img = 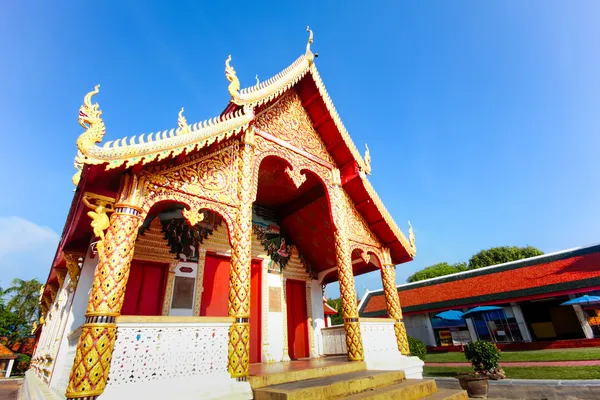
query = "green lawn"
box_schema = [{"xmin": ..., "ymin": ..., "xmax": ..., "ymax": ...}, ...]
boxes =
[
  {"xmin": 425, "ymin": 347, "xmax": 600, "ymax": 363},
  {"xmin": 423, "ymin": 366, "xmax": 600, "ymax": 380}
]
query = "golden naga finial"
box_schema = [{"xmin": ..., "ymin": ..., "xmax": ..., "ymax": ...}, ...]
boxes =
[
  {"xmin": 408, "ymin": 221, "xmax": 416, "ymax": 252},
  {"xmin": 305, "ymin": 26, "xmax": 315, "ymax": 64},
  {"xmin": 255, "ymin": 74, "xmax": 260, "ymax": 86},
  {"xmin": 178, "ymin": 107, "xmax": 191, "ymax": 135},
  {"xmin": 225, "ymin": 55, "xmax": 240, "ymax": 98},
  {"xmin": 364, "ymin": 143, "xmax": 372, "ymax": 174},
  {"xmin": 73, "ymin": 84, "xmax": 106, "ymax": 186}
]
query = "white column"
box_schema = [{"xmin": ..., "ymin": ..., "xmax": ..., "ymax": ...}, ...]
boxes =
[
  {"xmin": 463, "ymin": 308, "xmax": 478, "ymax": 342},
  {"xmin": 569, "ymin": 295, "xmax": 594, "ymax": 339},
  {"xmin": 424, "ymin": 313, "xmax": 438, "ymax": 347},
  {"xmin": 510, "ymin": 302, "xmax": 532, "ymax": 342},
  {"xmin": 5, "ymin": 359, "xmax": 14, "ymax": 378}
]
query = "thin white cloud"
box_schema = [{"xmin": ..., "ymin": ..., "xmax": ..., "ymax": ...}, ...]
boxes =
[{"xmin": 0, "ymin": 217, "xmax": 59, "ymax": 288}]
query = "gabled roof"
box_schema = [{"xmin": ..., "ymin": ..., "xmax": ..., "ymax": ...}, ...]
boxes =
[
  {"xmin": 359, "ymin": 243, "xmax": 600, "ymax": 317},
  {"xmin": 68, "ymin": 28, "xmax": 415, "ymax": 265}
]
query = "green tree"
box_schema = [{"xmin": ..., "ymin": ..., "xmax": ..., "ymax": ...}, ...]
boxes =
[
  {"xmin": 0, "ymin": 299, "xmax": 27, "ymax": 347},
  {"xmin": 407, "ymin": 262, "xmax": 468, "ymax": 283},
  {"xmin": 468, "ymin": 246, "xmax": 543, "ymax": 269},
  {"xmin": 2, "ymin": 278, "xmax": 42, "ymax": 324},
  {"xmin": 326, "ymin": 298, "xmax": 344, "ymax": 326}
]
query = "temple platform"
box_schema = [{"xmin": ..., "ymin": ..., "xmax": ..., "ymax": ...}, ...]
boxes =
[{"xmin": 249, "ymin": 357, "xmax": 467, "ymax": 400}]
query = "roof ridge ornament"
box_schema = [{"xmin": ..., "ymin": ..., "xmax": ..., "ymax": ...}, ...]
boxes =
[
  {"xmin": 408, "ymin": 221, "xmax": 416, "ymax": 253},
  {"xmin": 364, "ymin": 143, "xmax": 372, "ymax": 175},
  {"xmin": 305, "ymin": 26, "xmax": 316, "ymax": 64},
  {"xmin": 225, "ymin": 55, "xmax": 240, "ymax": 98},
  {"xmin": 178, "ymin": 107, "xmax": 191, "ymax": 135},
  {"xmin": 73, "ymin": 84, "xmax": 105, "ymax": 186}
]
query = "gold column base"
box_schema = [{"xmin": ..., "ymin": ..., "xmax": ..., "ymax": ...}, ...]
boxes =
[
  {"xmin": 228, "ymin": 321, "xmax": 250, "ymax": 377},
  {"xmin": 343, "ymin": 319, "xmax": 364, "ymax": 361},
  {"xmin": 65, "ymin": 323, "xmax": 116, "ymax": 398},
  {"xmin": 394, "ymin": 321, "xmax": 410, "ymax": 355}
]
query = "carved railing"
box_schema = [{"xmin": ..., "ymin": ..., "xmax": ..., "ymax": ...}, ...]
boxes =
[
  {"xmin": 321, "ymin": 318, "xmax": 398, "ymax": 359},
  {"xmin": 103, "ymin": 316, "xmax": 251, "ymax": 399},
  {"xmin": 321, "ymin": 325, "xmax": 347, "ymax": 355}
]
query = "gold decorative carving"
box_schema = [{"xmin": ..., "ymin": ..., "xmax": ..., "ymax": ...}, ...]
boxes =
[
  {"xmin": 66, "ymin": 210, "xmax": 142, "ymax": 398},
  {"xmin": 339, "ymin": 190, "xmax": 380, "ymax": 249},
  {"xmin": 71, "ymin": 84, "xmax": 253, "ymax": 172},
  {"xmin": 252, "ymin": 135, "xmax": 331, "ymax": 201},
  {"xmin": 330, "ymin": 182, "xmax": 364, "ymax": 361},
  {"xmin": 408, "ymin": 221, "xmax": 416, "ymax": 253},
  {"xmin": 161, "ymin": 262, "xmax": 178, "ymax": 316},
  {"xmin": 82, "ymin": 192, "xmax": 116, "ymax": 241},
  {"xmin": 285, "ymin": 166, "xmax": 307, "ymax": 188},
  {"xmin": 178, "ymin": 107, "xmax": 191, "ymax": 135},
  {"xmin": 47, "ymin": 283, "xmax": 58, "ymax": 305},
  {"xmin": 182, "ymin": 208, "xmax": 205, "ymax": 227},
  {"xmin": 225, "ymin": 55, "xmax": 240, "ymax": 98},
  {"xmin": 142, "ymin": 141, "xmax": 240, "ymax": 208},
  {"xmin": 193, "ymin": 249, "xmax": 207, "ymax": 315},
  {"xmin": 380, "ymin": 249, "xmax": 409, "ymax": 355},
  {"xmin": 64, "ymin": 253, "xmax": 82, "ymax": 291},
  {"xmin": 133, "ymin": 218, "xmax": 175, "ymax": 263},
  {"xmin": 227, "ymin": 138, "xmax": 254, "ymax": 378},
  {"xmin": 73, "ymin": 85, "xmax": 105, "ymax": 185},
  {"xmin": 254, "ymin": 90, "xmax": 335, "ymax": 164},
  {"xmin": 55, "ymin": 269, "xmax": 67, "ymax": 289}
]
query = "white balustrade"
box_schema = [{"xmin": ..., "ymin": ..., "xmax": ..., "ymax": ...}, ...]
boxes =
[
  {"xmin": 103, "ymin": 316, "xmax": 252, "ymax": 400},
  {"xmin": 321, "ymin": 325, "xmax": 346, "ymax": 355}
]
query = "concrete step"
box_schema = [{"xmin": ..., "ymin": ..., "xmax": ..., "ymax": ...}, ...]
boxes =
[
  {"xmin": 253, "ymin": 369, "xmax": 406, "ymax": 400},
  {"xmin": 342, "ymin": 379, "xmax": 438, "ymax": 400},
  {"xmin": 248, "ymin": 360, "xmax": 367, "ymax": 389},
  {"xmin": 421, "ymin": 388, "xmax": 469, "ymax": 400}
]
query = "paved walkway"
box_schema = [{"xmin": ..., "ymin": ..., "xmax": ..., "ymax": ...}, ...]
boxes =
[{"xmin": 426, "ymin": 360, "xmax": 600, "ymax": 367}]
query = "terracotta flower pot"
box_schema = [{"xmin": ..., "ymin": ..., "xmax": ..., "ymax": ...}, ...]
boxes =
[{"xmin": 457, "ymin": 375, "xmax": 489, "ymax": 398}]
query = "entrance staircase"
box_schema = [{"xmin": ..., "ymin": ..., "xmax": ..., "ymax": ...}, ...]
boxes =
[{"xmin": 248, "ymin": 361, "xmax": 467, "ymax": 400}]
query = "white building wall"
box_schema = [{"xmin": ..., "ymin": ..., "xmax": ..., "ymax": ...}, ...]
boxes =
[
  {"xmin": 404, "ymin": 314, "xmax": 436, "ymax": 347},
  {"xmin": 49, "ymin": 245, "xmax": 98, "ymax": 396}
]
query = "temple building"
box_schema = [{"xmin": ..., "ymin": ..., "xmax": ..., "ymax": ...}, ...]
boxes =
[
  {"xmin": 359, "ymin": 243, "xmax": 600, "ymax": 350},
  {"xmin": 23, "ymin": 30, "xmax": 467, "ymax": 400}
]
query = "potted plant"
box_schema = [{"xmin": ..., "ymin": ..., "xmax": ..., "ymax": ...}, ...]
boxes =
[{"xmin": 456, "ymin": 341, "xmax": 505, "ymax": 398}]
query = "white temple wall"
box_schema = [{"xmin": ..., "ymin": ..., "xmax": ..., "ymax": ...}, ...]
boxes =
[
  {"xmin": 310, "ymin": 280, "xmax": 325, "ymax": 356},
  {"xmin": 266, "ymin": 271, "xmax": 284, "ymax": 362},
  {"xmin": 49, "ymin": 245, "xmax": 98, "ymax": 396}
]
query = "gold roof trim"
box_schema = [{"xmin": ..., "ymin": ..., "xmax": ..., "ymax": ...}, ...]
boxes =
[
  {"xmin": 73, "ymin": 86, "xmax": 254, "ymax": 176},
  {"xmin": 361, "ymin": 175, "xmax": 416, "ymax": 258}
]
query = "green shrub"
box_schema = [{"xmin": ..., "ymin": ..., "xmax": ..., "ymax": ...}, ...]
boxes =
[
  {"xmin": 464, "ymin": 341, "xmax": 501, "ymax": 372},
  {"xmin": 408, "ymin": 336, "xmax": 427, "ymax": 360}
]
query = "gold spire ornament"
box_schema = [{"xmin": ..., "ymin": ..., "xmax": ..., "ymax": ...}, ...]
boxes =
[
  {"xmin": 364, "ymin": 144, "xmax": 371, "ymax": 175},
  {"xmin": 408, "ymin": 221, "xmax": 416, "ymax": 253},
  {"xmin": 305, "ymin": 26, "xmax": 315, "ymax": 64},
  {"xmin": 72, "ymin": 85, "xmax": 106, "ymax": 186},
  {"xmin": 225, "ymin": 55, "xmax": 240, "ymax": 98},
  {"xmin": 178, "ymin": 107, "xmax": 191, "ymax": 135}
]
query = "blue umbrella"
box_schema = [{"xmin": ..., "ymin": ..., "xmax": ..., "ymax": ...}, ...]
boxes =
[
  {"xmin": 434, "ymin": 310, "xmax": 465, "ymax": 321},
  {"xmin": 462, "ymin": 306, "xmax": 503, "ymax": 317},
  {"xmin": 561, "ymin": 295, "xmax": 600, "ymax": 306}
]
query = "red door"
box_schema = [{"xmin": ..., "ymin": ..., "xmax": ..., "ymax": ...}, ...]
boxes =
[
  {"xmin": 200, "ymin": 254, "xmax": 230, "ymax": 317},
  {"xmin": 122, "ymin": 260, "xmax": 168, "ymax": 316},
  {"xmin": 250, "ymin": 260, "xmax": 262, "ymax": 364},
  {"xmin": 286, "ymin": 279, "xmax": 309, "ymax": 359},
  {"xmin": 201, "ymin": 255, "xmax": 262, "ymax": 364}
]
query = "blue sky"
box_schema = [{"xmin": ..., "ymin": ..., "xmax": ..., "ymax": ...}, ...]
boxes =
[{"xmin": 1, "ymin": 2, "xmax": 600, "ymax": 298}]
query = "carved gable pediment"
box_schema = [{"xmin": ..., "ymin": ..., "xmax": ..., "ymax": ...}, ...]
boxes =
[
  {"xmin": 141, "ymin": 141, "xmax": 240, "ymax": 207},
  {"xmin": 254, "ymin": 90, "xmax": 335, "ymax": 165}
]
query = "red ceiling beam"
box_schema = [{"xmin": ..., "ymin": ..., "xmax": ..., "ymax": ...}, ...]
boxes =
[{"xmin": 302, "ymin": 92, "xmax": 321, "ymax": 109}]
